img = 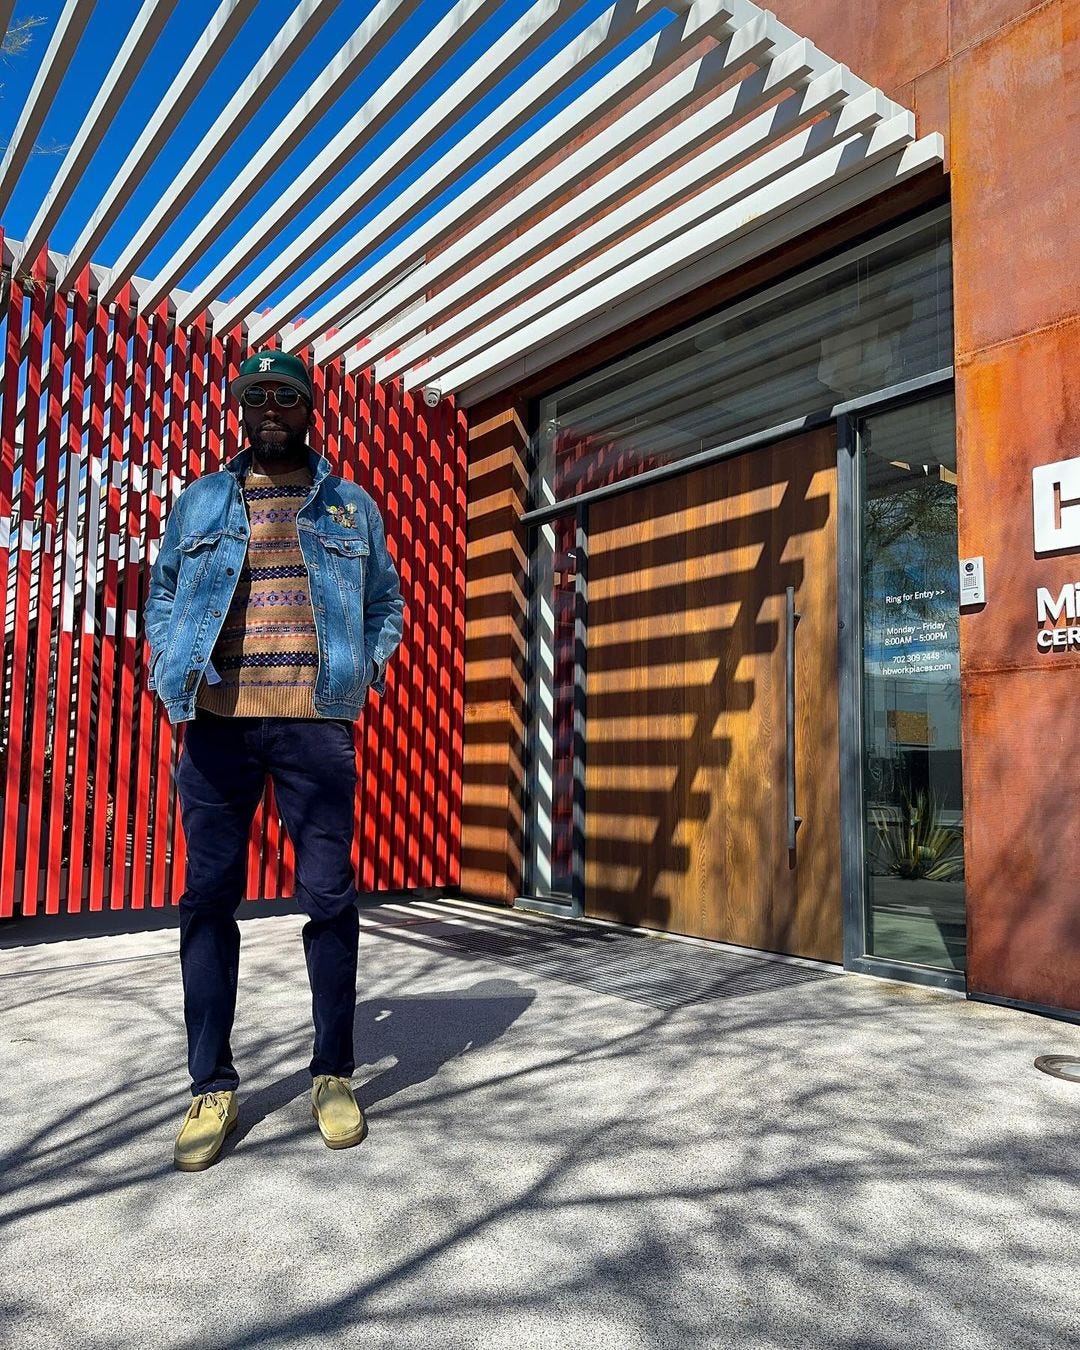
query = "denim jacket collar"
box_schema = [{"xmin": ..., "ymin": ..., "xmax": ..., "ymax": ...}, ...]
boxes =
[{"xmin": 222, "ymin": 445, "xmax": 332, "ymax": 492}]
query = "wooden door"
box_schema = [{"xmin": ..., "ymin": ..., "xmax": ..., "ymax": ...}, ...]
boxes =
[{"xmin": 584, "ymin": 428, "xmax": 841, "ymax": 961}]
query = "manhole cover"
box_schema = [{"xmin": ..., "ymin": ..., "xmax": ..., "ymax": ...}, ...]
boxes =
[{"xmin": 1034, "ymin": 1055, "xmax": 1080, "ymax": 1083}]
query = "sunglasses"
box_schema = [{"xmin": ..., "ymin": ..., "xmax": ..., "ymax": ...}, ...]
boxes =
[{"xmin": 241, "ymin": 386, "xmax": 304, "ymax": 408}]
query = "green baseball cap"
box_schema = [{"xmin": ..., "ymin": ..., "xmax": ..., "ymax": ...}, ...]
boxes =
[{"xmin": 231, "ymin": 349, "xmax": 314, "ymax": 403}]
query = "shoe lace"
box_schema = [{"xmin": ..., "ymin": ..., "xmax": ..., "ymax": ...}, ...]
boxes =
[
  {"xmin": 196, "ymin": 1091, "xmax": 228, "ymax": 1122},
  {"xmin": 315, "ymin": 1075, "xmax": 350, "ymax": 1101}
]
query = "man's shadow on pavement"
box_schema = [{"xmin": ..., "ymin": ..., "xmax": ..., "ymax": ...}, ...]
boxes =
[
  {"xmin": 229, "ymin": 977, "xmax": 534, "ymax": 1147},
  {"xmin": 356, "ymin": 977, "xmax": 535, "ymax": 1106}
]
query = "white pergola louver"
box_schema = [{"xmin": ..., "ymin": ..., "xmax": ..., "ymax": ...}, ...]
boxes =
[
  {"xmin": 18, "ymin": 0, "xmax": 180, "ymax": 268},
  {"xmin": 99, "ymin": 0, "xmax": 345, "ymax": 303},
  {"xmin": 135, "ymin": 0, "xmax": 428, "ymax": 312},
  {"xmin": 0, "ymin": 0, "xmax": 96, "ymax": 219},
  {"xmin": 305, "ymin": 0, "xmax": 800, "ymax": 363},
  {"xmin": 0, "ymin": 0, "xmax": 942, "ymax": 406},
  {"xmin": 239, "ymin": 0, "xmax": 679, "ymax": 344},
  {"xmin": 425, "ymin": 125, "xmax": 932, "ymax": 398},
  {"xmin": 368, "ymin": 75, "xmax": 888, "ymax": 382},
  {"xmin": 56, "ymin": 0, "xmax": 262, "ymax": 286}
]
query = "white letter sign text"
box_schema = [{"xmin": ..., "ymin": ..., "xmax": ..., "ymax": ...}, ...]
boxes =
[{"xmin": 1033, "ymin": 457, "xmax": 1080, "ymax": 554}]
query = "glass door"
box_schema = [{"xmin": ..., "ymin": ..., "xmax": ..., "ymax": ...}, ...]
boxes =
[{"xmin": 856, "ymin": 393, "xmax": 965, "ymax": 974}]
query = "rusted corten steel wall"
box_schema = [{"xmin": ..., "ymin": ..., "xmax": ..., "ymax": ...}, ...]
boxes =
[
  {"xmin": 457, "ymin": 0, "xmax": 1080, "ymax": 1014},
  {"xmin": 0, "ymin": 240, "xmax": 467, "ymax": 917},
  {"xmin": 949, "ymin": 3, "xmax": 1079, "ymax": 1014}
]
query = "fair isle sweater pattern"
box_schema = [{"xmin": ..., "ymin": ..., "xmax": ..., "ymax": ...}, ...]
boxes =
[{"xmin": 197, "ymin": 465, "xmax": 322, "ymax": 718}]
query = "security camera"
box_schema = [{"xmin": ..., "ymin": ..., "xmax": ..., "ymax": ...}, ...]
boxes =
[{"xmin": 421, "ymin": 385, "xmax": 442, "ymax": 409}]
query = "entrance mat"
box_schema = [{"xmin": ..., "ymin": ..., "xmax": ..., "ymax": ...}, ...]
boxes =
[{"xmin": 386, "ymin": 915, "xmax": 843, "ymax": 1013}]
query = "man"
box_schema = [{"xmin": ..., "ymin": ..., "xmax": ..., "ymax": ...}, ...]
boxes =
[{"xmin": 144, "ymin": 350, "xmax": 404, "ymax": 1172}]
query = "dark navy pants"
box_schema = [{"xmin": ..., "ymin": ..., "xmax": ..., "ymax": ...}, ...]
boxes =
[{"xmin": 174, "ymin": 711, "xmax": 360, "ymax": 1096}]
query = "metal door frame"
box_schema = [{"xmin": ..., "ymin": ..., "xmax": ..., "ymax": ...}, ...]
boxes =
[
  {"xmin": 517, "ymin": 370, "xmax": 962, "ymax": 994},
  {"xmin": 836, "ymin": 373, "xmax": 964, "ymax": 991}
]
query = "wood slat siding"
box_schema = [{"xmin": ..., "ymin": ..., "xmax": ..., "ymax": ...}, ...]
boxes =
[
  {"xmin": 0, "ymin": 250, "xmax": 466, "ymax": 917},
  {"xmin": 584, "ymin": 428, "xmax": 842, "ymax": 961},
  {"xmin": 459, "ymin": 398, "xmax": 529, "ymax": 903}
]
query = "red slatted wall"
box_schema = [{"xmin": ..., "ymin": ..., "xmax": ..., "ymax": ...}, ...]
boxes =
[{"xmin": 0, "ymin": 246, "xmax": 467, "ymax": 917}]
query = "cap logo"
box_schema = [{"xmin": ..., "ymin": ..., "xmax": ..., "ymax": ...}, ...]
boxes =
[{"xmin": 258, "ymin": 357, "xmax": 273, "ymax": 372}]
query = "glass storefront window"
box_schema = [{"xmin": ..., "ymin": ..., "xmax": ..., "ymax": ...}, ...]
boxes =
[
  {"xmin": 534, "ymin": 209, "xmax": 952, "ymax": 508},
  {"xmin": 859, "ymin": 394, "xmax": 964, "ymax": 971}
]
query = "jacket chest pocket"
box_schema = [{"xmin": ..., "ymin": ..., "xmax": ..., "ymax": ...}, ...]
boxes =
[
  {"xmin": 178, "ymin": 530, "xmax": 225, "ymax": 588},
  {"xmin": 318, "ymin": 532, "xmax": 369, "ymax": 592}
]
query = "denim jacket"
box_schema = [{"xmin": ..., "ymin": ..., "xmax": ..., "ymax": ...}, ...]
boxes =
[{"xmin": 144, "ymin": 447, "xmax": 405, "ymax": 725}]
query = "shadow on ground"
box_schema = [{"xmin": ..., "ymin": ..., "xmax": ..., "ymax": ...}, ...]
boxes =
[
  {"xmin": 1, "ymin": 903, "xmax": 1079, "ymax": 1350},
  {"xmin": 228, "ymin": 977, "xmax": 535, "ymax": 1149}
]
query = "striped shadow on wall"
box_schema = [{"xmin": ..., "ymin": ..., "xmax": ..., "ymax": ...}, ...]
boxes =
[{"xmin": 0, "ymin": 238, "xmax": 467, "ymax": 918}]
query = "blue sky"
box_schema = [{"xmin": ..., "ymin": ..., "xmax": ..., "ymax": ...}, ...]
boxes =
[{"xmin": 0, "ymin": 0, "xmax": 670, "ymax": 318}]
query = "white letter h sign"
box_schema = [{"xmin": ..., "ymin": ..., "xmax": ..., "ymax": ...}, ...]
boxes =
[{"xmin": 1033, "ymin": 457, "xmax": 1080, "ymax": 554}]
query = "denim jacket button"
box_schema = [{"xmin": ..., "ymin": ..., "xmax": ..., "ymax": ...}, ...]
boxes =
[
  {"xmin": 226, "ymin": 567, "xmax": 235, "ymax": 575},
  {"xmin": 211, "ymin": 610, "xmax": 222, "ymax": 618}
]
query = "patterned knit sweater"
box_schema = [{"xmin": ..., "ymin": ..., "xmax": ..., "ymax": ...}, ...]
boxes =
[{"xmin": 197, "ymin": 464, "xmax": 320, "ymax": 718}]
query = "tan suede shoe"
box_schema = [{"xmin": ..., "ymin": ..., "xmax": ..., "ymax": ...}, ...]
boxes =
[
  {"xmin": 311, "ymin": 1075, "xmax": 366, "ymax": 1149},
  {"xmin": 173, "ymin": 1091, "xmax": 239, "ymax": 1172}
]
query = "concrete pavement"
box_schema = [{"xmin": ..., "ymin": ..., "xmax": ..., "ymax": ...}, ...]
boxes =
[{"xmin": 1, "ymin": 899, "xmax": 1078, "ymax": 1350}]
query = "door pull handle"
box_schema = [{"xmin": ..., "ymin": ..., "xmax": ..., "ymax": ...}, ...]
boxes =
[{"xmin": 786, "ymin": 585, "xmax": 802, "ymax": 852}]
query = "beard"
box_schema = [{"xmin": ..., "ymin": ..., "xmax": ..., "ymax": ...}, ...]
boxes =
[{"xmin": 248, "ymin": 423, "xmax": 308, "ymax": 466}]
